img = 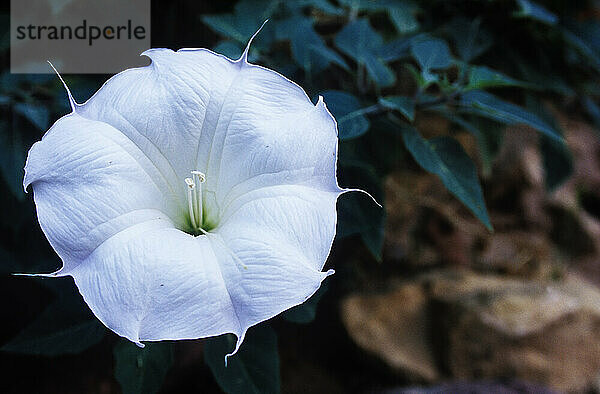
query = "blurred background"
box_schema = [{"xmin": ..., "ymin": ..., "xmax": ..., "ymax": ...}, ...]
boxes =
[{"xmin": 2, "ymin": 0, "xmax": 600, "ymax": 393}]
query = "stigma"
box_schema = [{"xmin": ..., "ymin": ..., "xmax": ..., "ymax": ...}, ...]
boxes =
[{"xmin": 185, "ymin": 170, "xmax": 208, "ymax": 235}]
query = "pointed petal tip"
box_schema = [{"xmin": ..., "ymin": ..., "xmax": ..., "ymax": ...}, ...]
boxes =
[
  {"xmin": 12, "ymin": 271, "xmax": 60, "ymax": 278},
  {"xmin": 238, "ymin": 19, "xmax": 269, "ymax": 64},
  {"xmin": 23, "ymin": 162, "xmax": 32, "ymax": 193},
  {"xmin": 141, "ymin": 47, "xmax": 171, "ymax": 58},
  {"xmin": 140, "ymin": 48, "xmax": 176, "ymax": 69},
  {"xmin": 47, "ymin": 60, "xmax": 78, "ymax": 111},
  {"xmin": 224, "ymin": 330, "xmax": 247, "ymax": 366},
  {"xmin": 316, "ymin": 95, "xmax": 325, "ymax": 107},
  {"xmin": 342, "ymin": 188, "xmax": 383, "ymax": 208}
]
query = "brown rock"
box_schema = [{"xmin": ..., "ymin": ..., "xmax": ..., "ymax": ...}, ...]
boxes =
[
  {"xmin": 341, "ymin": 283, "xmax": 440, "ymax": 382},
  {"xmin": 430, "ymin": 270, "xmax": 600, "ymax": 393},
  {"xmin": 477, "ymin": 231, "xmax": 563, "ymax": 280}
]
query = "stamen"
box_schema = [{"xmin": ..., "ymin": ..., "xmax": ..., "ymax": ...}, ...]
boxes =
[
  {"xmin": 185, "ymin": 177, "xmax": 197, "ymax": 229},
  {"xmin": 184, "ymin": 171, "xmax": 207, "ymax": 234},
  {"xmin": 191, "ymin": 171, "xmax": 205, "ymax": 226}
]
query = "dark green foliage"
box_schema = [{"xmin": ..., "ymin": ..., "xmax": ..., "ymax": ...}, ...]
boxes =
[
  {"xmin": 400, "ymin": 126, "xmax": 492, "ymax": 230},
  {"xmin": 2, "ymin": 278, "xmax": 106, "ymax": 356},
  {"xmin": 114, "ymin": 340, "xmax": 174, "ymax": 394},
  {"xmin": 447, "ymin": 116, "xmax": 505, "ymax": 178},
  {"xmin": 514, "ymin": 0, "xmax": 558, "ymax": 25},
  {"xmin": 204, "ymin": 325, "xmax": 280, "ymax": 394},
  {"xmin": 321, "ymin": 90, "xmax": 370, "ymax": 139},
  {"xmin": 276, "ymin": 16, "xmax": 348, "ymax": 73},
  {"xmin": 459, "ymin": 90, "xmax": 562, "ymax": 141},
  {"xmin": 283, "ymin": 281, "xmax": 330, "ymax": 324},
  {"xmin": 2, "ymin": 0, "xmax": 597, "ymax": 392},
  {"xmin": 466, "ymin": 65, "xmax": 532, "ymax": 90},
  {"xmin": 445, "ymin": 18, "xmax": 492, "ymax": 63},
  {"xmin": 411, "ymin": 36, "xmax": 452, "ymax": 71},
  {"xmin": 379, "ymin": 96, "xmax": 415, "ymax": 121},
  {"xmin": 337, "ymin": 160, "xmax": 385, "ymax": 260},
  {"xmin": 335, "ymin": 18, "xmax": 396, "ymax": 87}
]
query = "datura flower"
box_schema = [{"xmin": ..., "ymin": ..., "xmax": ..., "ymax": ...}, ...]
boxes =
[{"xmin": 23, "ymin": 31, "xmax": 349, "ymax": 357}]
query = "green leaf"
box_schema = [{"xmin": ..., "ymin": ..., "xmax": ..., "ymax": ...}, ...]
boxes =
[
  {"xmin": 378, "ymin": 38, "xmax": 411, "ymax": 62},
  {"xmin": 204, "ymin": 324, "xmax": 280, "ymax": 394},
  {"xmin": 411, "ymin": 36, "xmax": 452, "ymax": 71},
  {"xmin": 379, "ymin": 96, "xmax": 415, "ymax": 121},
  {"xmin": 276, "ymin": 17, "xmax": 348, "ymax": 72},
  {"xmin": 339, "ymin": 0, "xmax": 420, "ymax": 34},
  {"xmin": 446, "ymin": 17, "xmax": 492, "ymax": 62},
  {"xmin": 284, "ymin": 0, "xmax": 343, "ymax": 15},
  {"xmin": 309, "ymin": 44, "xmax": 350, "ymax": 71},
  {"xmin": 448, "ymin": 115, "xmax": 504, "ymax": 178},
  {"xmin": 114, "ymin": 340, "xmax": 174, "ymax": 394},
  {"xmin": 524, "ymin": 96, "xmax": 573, "ymax": 190},
  {"xmin": 400, "ymin": 126, "xmax": 492, "ymax": 230},
  {"xmin": 334, "ymin": 18, "xmax": 395, "ymax": 87},
  {"xmin": 334, "ymin": 18, "xmax": 381, "ymax": 61},
  {"xmin": 466, "ymin": 65, "xmax": 531, "ymax": 90},
  {"xmin": 337, "ymin": 0, "xmax": 390, "ymax": 11},
  {"xmin": 363, "ymin": 55, "xmax": 396, "ymax": 87},
  {"xmin": 459, "ymin": 90, "xmax": 562, "ymax": 142},
  {"xmin": 201, "ymin": 0, "xmax": 278, "ymax": 47},
  {"xmin": 514, "ymin": 0, "xmax": 558, "ymax": 25},
  {"xmin": 2, "ymin": 283, "xmax": 106, "ymax": 356},
  {"xmin": 282, "ymin": 281, "xmax": 329, "ymax": 324},
  {"xmin": 388, "ymin": 1, "xmax": 420, "ymax": 34},
  {"xmin": 562, "ymin": 27, "xmax": 600, "ymax": 73},
  {"xmin": 321, "ymin": 91, "xmax": 370, "ymax": 140}
]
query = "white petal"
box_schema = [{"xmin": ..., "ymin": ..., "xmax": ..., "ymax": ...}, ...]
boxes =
[
  {"xmin": 77, "ymin": 49, "xmax": 342, "ymax": 224},
  {"xmin": 24, "ymin": 113, "xmax": 179, "ymax": 272},
  {"xmin": 26, "ymin": 44, "xmax": 342, "ymax": 350},
  {"xmin": 209, "ymin": 185, "xmax": 338, "ymax": 352},
  {"xmin": 77, "ymin": 49, "xmax": 241, "ymax": 194},
  {"xmin": 70, "ymin": 225, "xmax": 241, "ymax": 344}
]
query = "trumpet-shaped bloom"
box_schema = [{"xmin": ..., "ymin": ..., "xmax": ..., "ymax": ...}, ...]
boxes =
[{"xmin": 23, "ymin": 37, "xmax": 342, "ymax": 355}]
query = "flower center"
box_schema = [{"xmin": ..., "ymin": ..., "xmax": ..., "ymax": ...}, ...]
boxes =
[{"xmin": 184, "ymin": 170, "xmax": 209, "ymax": 235}]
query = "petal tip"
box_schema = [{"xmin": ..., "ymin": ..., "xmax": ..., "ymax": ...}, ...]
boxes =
[
  {"xmin": 47, "ymin": 61, "xmax": 78, "ymax": 111},
  {"xmin": 12, "ymin": 269, "xmax": 64, "ymax": 278},
  {"xmin": 342, "ymin": 188, "xmax": 383, "ymax": 208},
  {"xmin": 224, "ymin": 330, "xmax": 247, "ymax": 366},
  {"xmin": 237, "ymin": 20, "xmax": 269, "ymax": 64},
  {"xmin": 141, "ymin": 48, "xmax": 175, "ymax": 68},
  {"xmin": 316, "ymin": 95, "xmax": 325, "ymax": 107}
]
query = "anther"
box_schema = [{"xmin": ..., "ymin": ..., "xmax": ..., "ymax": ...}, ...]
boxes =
[{"xmin": 191, "ymin": 170, "xmax": 206, "ymax": 183}]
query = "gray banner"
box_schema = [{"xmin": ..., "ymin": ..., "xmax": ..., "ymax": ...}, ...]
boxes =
[{"xmin": 11, "ymin": 0, "xmax": 151, "ymax": 73}]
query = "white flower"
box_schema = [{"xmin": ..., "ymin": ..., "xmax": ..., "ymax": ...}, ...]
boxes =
[{"xmin": 23, "ymin": 32, "xmax": 343, "ymax": 357}]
